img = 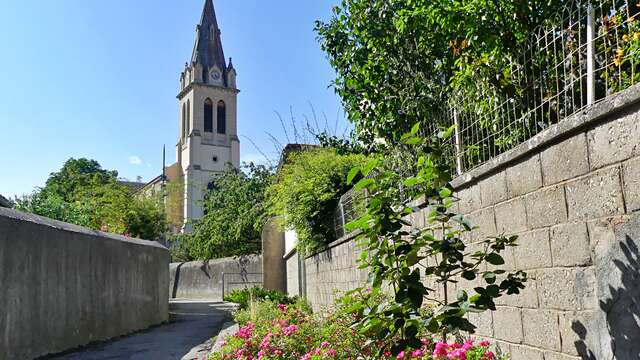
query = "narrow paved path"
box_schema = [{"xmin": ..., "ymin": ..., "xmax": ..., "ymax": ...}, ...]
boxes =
[{"xmin": 49, "ymin": 301, "xmax": 236, "ymax": 360}]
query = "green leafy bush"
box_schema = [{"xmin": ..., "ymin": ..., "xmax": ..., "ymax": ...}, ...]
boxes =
[
  {"xmin": 267, "ymin": 147, "xmax": 370, "ymax": 254},
  {"xmin": 223, "ymin": 287, "xmax": 298, "ymax": 310},
  {"xmin": 15, "ymin": 158, "xmax": 167, "ymax": 240}
]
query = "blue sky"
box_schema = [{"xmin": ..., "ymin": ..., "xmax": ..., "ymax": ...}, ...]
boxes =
[{"xmin": 0, "ymin": 0, "xmax": 346, "ymax": 198}]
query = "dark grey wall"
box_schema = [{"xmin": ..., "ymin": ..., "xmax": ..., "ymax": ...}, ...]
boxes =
[
  {"xmin": 170, "ymin": 255, "xmax": 262, "ymax": 300},
  {"xmin": 0, "ymin": 208, "xmax": 170, "ymax": 360}
]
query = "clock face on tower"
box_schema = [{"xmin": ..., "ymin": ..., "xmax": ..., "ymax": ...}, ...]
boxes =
[{"xmin": 211, "ymin": 70, "xmax": 221, "ymax": 81}]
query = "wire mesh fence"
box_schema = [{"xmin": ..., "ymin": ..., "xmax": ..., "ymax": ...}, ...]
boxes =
[
  {"xmin": 334, "ymin": 187, "xmax": 368, "ymax": 239},
  {"xmin": 333, "ymin": 0, "xmax": 640, "ymax": 238},
  {"xmin": 449, "ymin": 0, "xmax": 640, "ymax": 173}
]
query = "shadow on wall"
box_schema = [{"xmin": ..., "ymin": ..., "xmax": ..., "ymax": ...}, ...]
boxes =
[
  {"xmin": 171, "ymin": 262, "xmax": 185, "ymax": 299},
  {"xmin": 572, "ymin": 234, "xmax": 640, "ymax": 359}
]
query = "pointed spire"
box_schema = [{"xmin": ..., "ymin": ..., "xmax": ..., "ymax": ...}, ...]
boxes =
[{"xmin": 191, "ymin": 0, "xmax": 227, "ymax": 83}]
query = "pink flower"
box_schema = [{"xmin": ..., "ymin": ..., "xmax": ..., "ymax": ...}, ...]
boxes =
[
  {"xmin": 483, "ymin": 351, "xmax": 495, "ymax": 359},
  {"xmin": 478, "ymin": 340, "xmax": 490, "ymax": 347},
  {"xmin": 397, "ymin": 351, "xmax": 406, "ymax": 359},
  {"xmin": 434, "ymin": 342, "xmax": 448, "ymax": 356},
  {"xmin": 283, "ymin": 324, "xmax": 298, "ymax": 336},
  {"xmin": 278, "ymin": 304, "xmax": 287, "ymax": 312},
  {"xmin": 327, "ymin": 349, "xmax": 337, "ymax": 356},
  {"xmin": 412, "ymin": 349, "xmax": 423, "ymax": 357}
]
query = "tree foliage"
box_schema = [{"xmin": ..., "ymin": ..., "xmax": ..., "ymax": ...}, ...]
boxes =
[
  {"xmin": 267, "ymin": 147, "xmax": 370, "ymax": 254},
  {"xmin": 345, "ymin": 125, "xmax": 526, "ymax": 355},
  {"xmin": 15, "ymin": 158, "xmax": 167, "ymax": 240},
  {"xmin": 316, "ymin": 0, "xmax": 564, "ymax": 144},
  {"xmin": 173, "ymin": 164, "xmax": 274, "ymax": 260}
]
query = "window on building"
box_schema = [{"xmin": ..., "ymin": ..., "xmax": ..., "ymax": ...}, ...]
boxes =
[
  {"xmin": 204, "ymin": 98, "xmax": 213, "ymax": 132},
  {"xmin": 217, "ymin": 100, "xmax": 226, "ymax": 134},
  {"xmin": 181, "ymin": 104, "xmax": 187, "ymax": 139},
  {"xmin": 186, "ymin": 100, "xmax": 191, "ymax": 134}
]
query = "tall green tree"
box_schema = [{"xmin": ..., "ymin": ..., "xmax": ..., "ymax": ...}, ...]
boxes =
[
  {"xmin": 177, "ymin": 164, "xmax": 274, "ymax": 260},
  {"xmin": 16, "ymin": 158, "xmax": 167, "ymax": 240},
  {"xmin": 316, "ymin": 0, "xmax": 564, "ymax": 144},
  {"xmin": 45, "ymin": 158, "xmax": 119, "ymax": 201}
]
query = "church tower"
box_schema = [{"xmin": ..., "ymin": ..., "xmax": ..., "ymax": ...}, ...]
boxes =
[{"xmin": 177, "ymin": 0, "xmax": 240, "ymax": 230}]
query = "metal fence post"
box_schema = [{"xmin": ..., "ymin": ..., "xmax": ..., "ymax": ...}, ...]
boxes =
[
  {"xmin": 453, "ymin": 109, "xmax": 463, "ymax": 176},
  {"xmin": 339, "ymin": 199, "xmax": 346, "ymax": 233},
  {"xmin": 221, "ymin": 272, "xmax": 225, "ymax": 299},
  {"xmin": 586, "ymin": 2, "xmax": 596, "ymax": 105}
]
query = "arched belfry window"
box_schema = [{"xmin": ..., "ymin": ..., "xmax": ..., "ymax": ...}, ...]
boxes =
[
  {"xmin": 181, "ymin": 104, "xmax": 187, "ymax": 139},
  {"xmin": 217, "ymin": 100, "xmax": 226, "ymax": 134},
  {"xmin": 204, "ymin": 98, "xmax": 213, "ymax": 132}
]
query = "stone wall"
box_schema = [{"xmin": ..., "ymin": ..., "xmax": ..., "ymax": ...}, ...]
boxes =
[
  {"xmin": 170, "ymin": 255, "xmax": 262, "ymax": 300},
  {"xmin": 286, "ymin": 84, "xmax": 640, "ymax": 359},
  {"xmin": 302, "ymin": 235, "xmax": 367, "ymax": 311},
  {"xmin": 0, "ymin": 208, "xmax": 169, "ymax": 360}
]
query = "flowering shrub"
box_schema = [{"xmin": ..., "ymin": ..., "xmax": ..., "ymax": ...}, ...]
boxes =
[{"xmin": 210, "ymin": 300, "xmax": 508, "ymax": 360}]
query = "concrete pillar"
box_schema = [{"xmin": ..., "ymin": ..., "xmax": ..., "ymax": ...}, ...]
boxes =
[{"xmin": 261, "ymin": 217, "xmax": 286, "ymax": 293}]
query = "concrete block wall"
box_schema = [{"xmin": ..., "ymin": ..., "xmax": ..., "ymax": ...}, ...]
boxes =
[
  {"xmin": 285, "ymin": 84, "xmax": 640, "ymax": 358},
  {"xmin": 169, "ymin": 255, "xmax": 262, "ymax": 300},
  {"xmin": 0, "ymin": 208, "xmax": 170, "ymax": 360},
  {"xmin": 304, "ymin": 238, "xmax": 368, "ymax": 311},
  {"xmin": 285, "ymin": 252, "xmax": 301, "ymax": 297}
]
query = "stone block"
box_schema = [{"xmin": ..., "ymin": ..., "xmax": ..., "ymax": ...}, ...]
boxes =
[
  {"xmin": 622, "ymin": 157, "xmax": 640, "ymax": 212},
  {"xmin": 541, "ymin": 134, "xmax": 589, "ymax": 185},
  {"xmin": 587, "ymin": 112, "xmax": 640, "ymax": 170},
  {"xmin": 537, "ymin": 268, "xmax": 597, "ymax": 311},
  {"xmin": 513, "ymin": 229, "xmax": 552, "ymax": 270},
  {"xmin": 550, "ymin": 222, "xmax": 591, "ymax": 267},
  {"xmin": 543, "ymin": 352, "xmax": 581, "ymax": 360},
  {"xmin": 466, "ymin": 207, "xmax": 497, "ymax": 241},
  {"xmin": 522, "ymin": 309, "xmax": 561, "ymax": 351},
  {"xmin": 509, "ymin": 345, "xmax": 544, "ymax": 360},
  {"xmin": 565, "ymin": 167, "xmax": 624, "ymax": 221},
  {"xmin": 492, "ymin": 307, "xmax": 523, "ymax": 343},
  {"xmin": 457, "ymin": 186, "xmax": 482, "ymax": 214},
  {"xmin": 468, "ymin": 310, "xmax": 493, "ymax": 337},
  {"xmin": 525, "ymin": 185, "xmax": 567, "ymax": 229},
  {"xmin": 479, "ymin": 171, "xmax": 508, "ymax": 206},
  {"xmin": 495, "ymin": 197, "xmax": 528, "ymax": 234},
  {"xmin": 506, "ymin": 155, "xmax": 543, "ymax": 197},
  {"xmin": 496, "ymin": 270, "xmax": 539, "ymax": 308}
]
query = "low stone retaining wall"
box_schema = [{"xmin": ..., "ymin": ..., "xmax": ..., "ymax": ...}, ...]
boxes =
[
  {"xmin": 170, "ymin": 255, "xmax": 262, "ymax": 300},
  {"xmin": 0, "ymin": 208, "xmax": 170, "ymax": 360}
]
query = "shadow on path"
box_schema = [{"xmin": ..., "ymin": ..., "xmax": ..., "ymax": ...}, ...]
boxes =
[{"xmin": 47, "ymin": 301, "xmax": 236, "ymax": 360}]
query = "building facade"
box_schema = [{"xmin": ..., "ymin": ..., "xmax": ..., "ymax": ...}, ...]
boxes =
[{"xmin": 142, "ymin": 0, "xmax": 240, "ymax": 232}]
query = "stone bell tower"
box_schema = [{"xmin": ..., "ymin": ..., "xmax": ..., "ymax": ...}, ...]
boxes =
[{"xmin": 176, "ymin": 0, "xmax": 240, "ymax": 231}]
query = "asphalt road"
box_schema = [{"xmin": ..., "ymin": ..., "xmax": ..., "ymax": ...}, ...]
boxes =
[{"xmin": 47, "ymin": 301, "xmax": 236, "ymax": 360}]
